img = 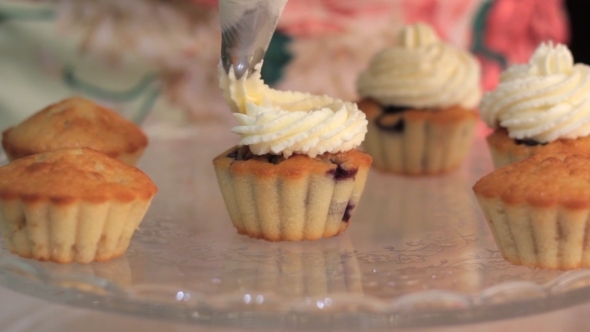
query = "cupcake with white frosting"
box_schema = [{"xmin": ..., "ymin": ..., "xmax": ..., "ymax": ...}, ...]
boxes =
[
  {"xmin": 357, "ymin": 23, "xmax": 481, "ymax": 175},
  {"xmin": 481, "ymin": 42, "xmax": 590, "ymax": 168},
  {"xmin": 213, "ymin": 63, "xmax": 372, "ymax": 242}
]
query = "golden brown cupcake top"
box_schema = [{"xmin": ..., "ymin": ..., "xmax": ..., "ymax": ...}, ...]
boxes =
[
  {"xmin": 214, "ymin": 146, "xmax": 372, "ymax": 180},
  {"xmin": 0, "ymin": 148, "xmax": 157, "ymax": 204},
  {"xmin": 358, "ymin": 98, "xmax": 478, "ymax": 121},
  {"xmin": 487, "ymin": 128, "xmax": 590, "ymax": 155},
  {"xmin": 2, "ymin": 97, "xmax": 147, "ymax": 159},
  {"xmin": 473, "ymin": 153, "xmax": 590, "ymax": 208}
]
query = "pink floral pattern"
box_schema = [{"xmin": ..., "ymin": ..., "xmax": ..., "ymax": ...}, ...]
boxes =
[
  {"xmin": 401, "ymin": 0, "xmax": 477, "ymax": 43},
  {"xmin": 278, "ymin": 0, "xmax": 397, "ymax": 37},
  {"xmin": 484, "ymin": 0, "xmax": 568, "ymax": 64},
  {"xmin": 472, "ymin": 0, "xmax": 569, "ymax": 92}
]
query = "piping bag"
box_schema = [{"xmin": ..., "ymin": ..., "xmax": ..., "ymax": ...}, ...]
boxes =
[{"xmin": 220, "ymin": 0, "xmax": 289, "ymax": 79}]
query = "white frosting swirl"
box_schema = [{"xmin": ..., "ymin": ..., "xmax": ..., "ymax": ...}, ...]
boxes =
[
  {"xmin": 220, "ymin": 63, "xmax": 367, "ymax": 158},
  {"xmin": 357, "ymin": 23, "xmax": 481, "ymax": 109},
  {"xmin": 480, "ymin": 42, "xmax": 590, "ymax": 143}
]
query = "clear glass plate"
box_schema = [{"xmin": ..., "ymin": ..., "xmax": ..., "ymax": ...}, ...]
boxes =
[{"xmin": 2, "ymin": 124, "xmax": 590, "ymax": 330}]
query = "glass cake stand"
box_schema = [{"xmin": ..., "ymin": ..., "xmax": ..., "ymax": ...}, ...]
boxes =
[{"xmin": 1, "ymin": 123, "xmax": 590, "ymax": 330}]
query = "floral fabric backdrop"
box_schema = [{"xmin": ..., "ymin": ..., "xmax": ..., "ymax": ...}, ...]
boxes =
[{"xmin": 0, "ymin": 0, "xmax": 568, "ymax": 130}]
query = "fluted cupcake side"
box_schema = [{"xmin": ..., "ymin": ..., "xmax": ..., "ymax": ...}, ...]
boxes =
[
  {"xmin": 473, "ymin": 153, "xmax": 590, "ymax": 270},
  {"xmin": 0, "ymin": 148, "xmax": 157, "ymax": 264},
  {"xmin": 0, "ymin": 199, "xmax": 152, "ymax": 264},
  {"xmin": 361, "ymin": 101, "xmax": 477, "ymax": 175},
  {"xmin": 213, "ymin": 147, "xmax": 371, "ymax": 241},
  {"xmin": 474, "ymin": 195, "xmax": 590, "ymax": 270}
]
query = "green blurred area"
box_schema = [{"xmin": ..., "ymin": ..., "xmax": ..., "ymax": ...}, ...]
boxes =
[{"xmin": 261, "ymin": 31, "xmax": 292, "ymax": 86}]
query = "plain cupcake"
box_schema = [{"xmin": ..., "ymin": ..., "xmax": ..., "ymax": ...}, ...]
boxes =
[
  {"xmin": 2, "ymin": 97, "xmax": 148, "ymax": 166},
  {"xmin": 357, "ymin": 23, "xmax": 481, "ymax": 175},
  {"xmin": 214, "ymin": 62, "xmax": 372, "ymax": 242},
  {"xmin": 0, "ymin": 148, "xmax": 157, "ymax": 264},
  {"xmin": 480, "ymin": 42, "xmax": 590, "ymax": 169},
  {"xmin": 473, "ymin": 153, "xmax": 590, "ymax": 270}
]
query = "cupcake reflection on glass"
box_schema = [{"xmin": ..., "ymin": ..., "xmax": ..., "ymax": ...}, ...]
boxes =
[
  {"xmin": 357, "ymin": 23, "xmax": 481, "ymax": 176},
  {"xmin": 217, "ymin": 235, "xmax": 362, "ymax": 298},
  {"xmin": 481, "ymin": 42, "xmax": 590, "ymax": 169}
]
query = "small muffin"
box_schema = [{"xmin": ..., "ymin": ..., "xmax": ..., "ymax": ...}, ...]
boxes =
[
  {"xmin": 0, "ymin": 148, "xmax": 157, "ymax": 264},
  {"xmin": 2, "ymin": 97, "xmax": 148, "ymax": 165},
  {"xmin": 473, "ymin": 153, "xmax": 590, "ymax": 270},
  {"xmin": 214, "ymin": 147, "xmax": 371, "ymax": 241},
  {"xmin": 481, "ymin": 43, "xmax": 590, "ymax": 169},
  {"xmin": 357, "ymin": 23, "xmax": 481, "ymax": 175}
]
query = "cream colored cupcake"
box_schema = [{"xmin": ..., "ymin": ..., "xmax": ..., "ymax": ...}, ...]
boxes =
[
  {"xmin": 214, "ymin": 63, "xmax": 371, "ymax": 241},
  {"xmin": 357, "ymin": 23, "xmax": 481, "ymax": 175},
  {"xmin": 481, "ymin": 42, "xmax": 590, "ymax": 169},
  {"xmin": 213, "ymin": 146, "xmax": 371, "ymax": 241},
  {"xmin": 0, "ymin": 148, "xmax": 157, "ymax": 264},
  {"xmin": 473, "ymin": 153, "xmax": 590, "ymax": 270},
  {"xmin": 2, "ymin": 97, "xmax": 148, "ymax": 166}
]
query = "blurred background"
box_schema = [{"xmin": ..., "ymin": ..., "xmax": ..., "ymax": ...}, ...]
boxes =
[
  {"xmin": 0, "ymin": 0, "xmax": 584, "ymax": 132},
  {"xmin": 0, "ymin": 2, "xmax": 588, "ymax": 329}
]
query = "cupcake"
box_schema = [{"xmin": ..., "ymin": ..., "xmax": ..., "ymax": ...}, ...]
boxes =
[
  {"xmin": 2, "ymin": 97, "xmax": 148, "ymax": 166},
  {"xmin": 481, "ymin": 42, "xmax": 590, "ymax": 169},
  {"xmin": 357, "ymin": 23, "xmax": 481, "ymax": 175},
  {"xmin": 0, "ymin": 148, "xmax": 157, "ymax": 263},
  {"xmin": 214, "ymin": 62, "xmax": 371, "ymax": 241},
  {"xmin": 473, "ymin": 153, "xmax": 590, "ymax": 270}
]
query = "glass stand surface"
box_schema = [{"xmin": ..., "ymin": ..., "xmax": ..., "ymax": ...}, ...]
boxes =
[{"xmin": 1, "ymin": 124, "xmax": 590, "ymax": 330}]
